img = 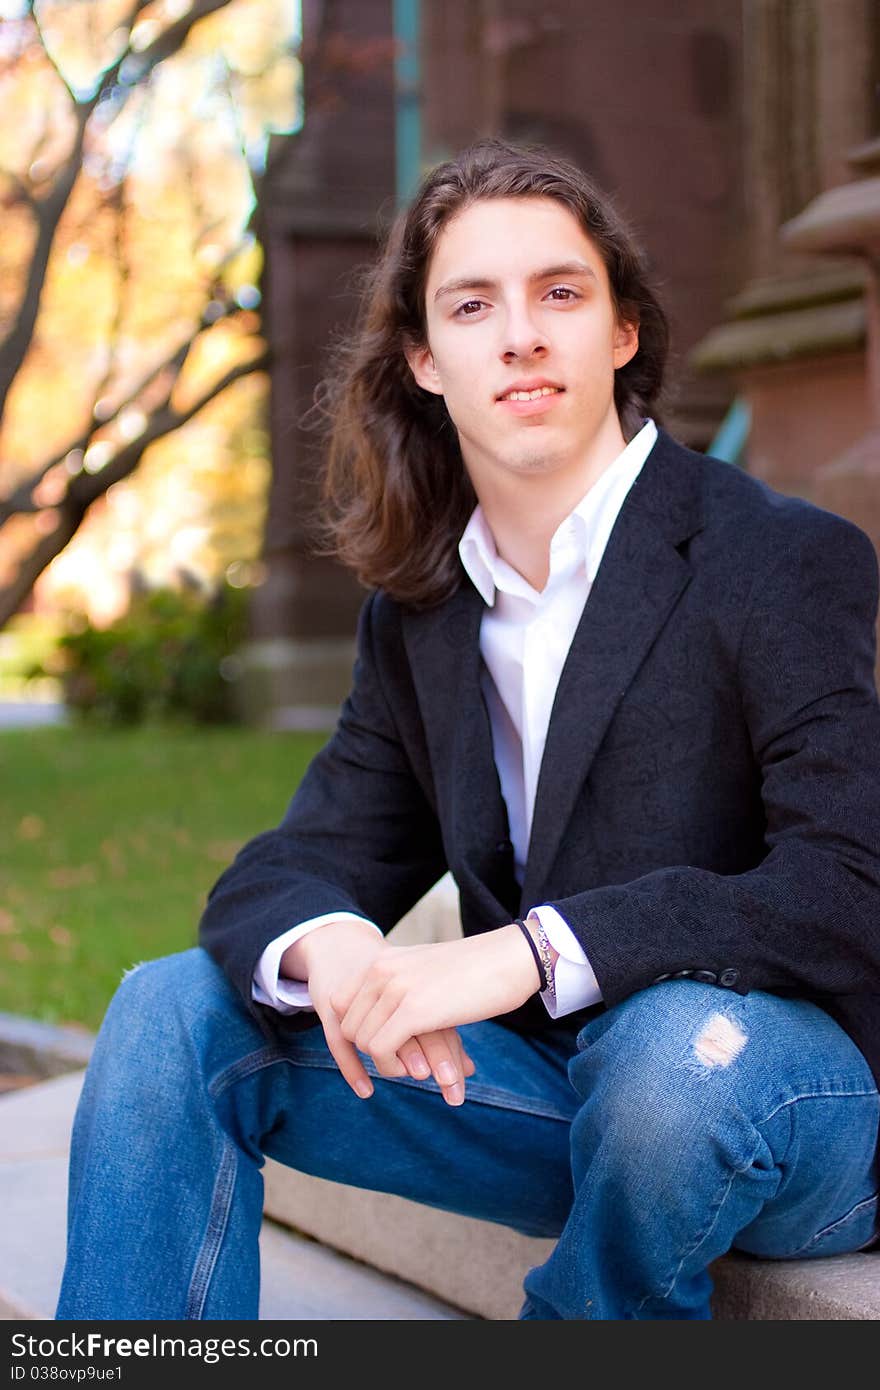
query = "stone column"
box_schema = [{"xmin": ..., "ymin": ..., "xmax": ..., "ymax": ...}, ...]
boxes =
[
  {"xmin": 689, "ymin": 0, "xmax": 877, "ymax": 491},
  {"xmin": 782, "ymin": 138, "xmax": 880, "ymax": 562},
  {"xmin": 241, "ymin": 0, "xmax": 396, "ymax": 729}
]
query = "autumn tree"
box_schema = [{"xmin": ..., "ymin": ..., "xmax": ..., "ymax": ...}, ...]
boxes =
[{"xmin": 0, "ymin": 0, "xmax": 298, "ymax": 627}]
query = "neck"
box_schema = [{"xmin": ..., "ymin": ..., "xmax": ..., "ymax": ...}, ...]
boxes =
[{"xmin": 473, "ymin": 417, "xmax": 631, "ymax": 592}]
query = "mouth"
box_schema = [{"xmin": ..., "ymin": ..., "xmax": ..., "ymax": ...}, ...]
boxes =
[
  {"xmin": 496, "ymin": 384, "xmax": 565, "ymax": 417},
  {"xmin": 496, "ymin": 385, "xmax": 565, "ymax": 403}
]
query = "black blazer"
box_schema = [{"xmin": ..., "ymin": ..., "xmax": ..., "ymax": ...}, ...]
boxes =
[{"xmin": 199, "ymin": 430, "xmax": 880, "ymax": 1114}]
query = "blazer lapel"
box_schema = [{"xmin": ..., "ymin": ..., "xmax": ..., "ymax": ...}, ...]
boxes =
[
  {"xmin": 402, "ymin": 581, "xmax": 513, "ymax": 899},
  {"xmin": 521, "ymin": 431, "xmax": 705, "ymax": 907}
]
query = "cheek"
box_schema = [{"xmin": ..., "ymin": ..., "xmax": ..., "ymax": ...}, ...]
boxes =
[{"xmin": 433, "ymin": 353, "xmax": 483, "ymax": 409}]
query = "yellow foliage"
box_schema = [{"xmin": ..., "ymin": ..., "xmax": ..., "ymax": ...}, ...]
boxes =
[{"xmin": 0, "ymin": 0, "xmax": 299, "ymax": 622}]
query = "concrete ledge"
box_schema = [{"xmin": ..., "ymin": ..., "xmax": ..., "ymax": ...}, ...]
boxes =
[
  {"xmin": 263, "ymin": 1164, "xmax": 548, "ymax": 1320},
  {"xmin": 0, "ymin": 1012, "xmax": 94, "ymax": 1081},
  {"xmin": 262, "ymin": 1164, "xmax": 880, "ymax": 1321}
]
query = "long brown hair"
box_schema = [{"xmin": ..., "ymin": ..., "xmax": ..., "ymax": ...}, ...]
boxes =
[{"xmin": 315, "ymin": 138, "xmax": 669, "ymax": 609}]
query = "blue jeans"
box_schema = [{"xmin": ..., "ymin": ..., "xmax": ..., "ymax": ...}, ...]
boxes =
[{"xmin": 56, "ymin": 947, "xmax": 879, "ymax": 1320}]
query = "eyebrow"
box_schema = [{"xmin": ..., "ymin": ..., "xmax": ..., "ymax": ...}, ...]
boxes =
[{"xmin": 433, "ymin": 260, "xmax": 598, "ymax": 302}]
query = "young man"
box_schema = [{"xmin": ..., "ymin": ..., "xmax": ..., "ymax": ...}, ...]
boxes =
[{"xmin": 57, "ymin": 140, "xmax": 880, "ymax": 1321}]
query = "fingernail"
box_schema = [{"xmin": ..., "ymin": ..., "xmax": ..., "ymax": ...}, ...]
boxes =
[
  {"xmin": 409, "ymin": 1056, "xmax": 430, "ymax": 1078},
  {"xmin": 446, "ymin": 1082, "xmax": 464, "ymax": 1105},
  {"xmin": 355, "ymin": 1080, "xmax": 373, "ymax": 1099},
  {"xmin": 438, "ymin": 1061, "xmax": 456, "ymax": 1086}
]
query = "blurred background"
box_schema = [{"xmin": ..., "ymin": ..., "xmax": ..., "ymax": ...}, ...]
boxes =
[{"xmin": 1, "ymin": 0, "xmax": 879, "ymax": 1033}]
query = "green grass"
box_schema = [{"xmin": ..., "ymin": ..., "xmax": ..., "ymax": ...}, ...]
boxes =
[{"xmin": 0, "ymin": 724, "xmax": 328, "ymax": 1033}]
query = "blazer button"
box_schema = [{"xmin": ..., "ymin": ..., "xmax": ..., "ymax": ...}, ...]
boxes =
[
  {"xmin": 495, "ymin": 840, "xmax": 512, "ymax": 855},
  {"xmin": 652, "ymin": 973, "xmax": 672, "ymax": 983},
  {"xmin": 718, "ymin": 968, "xmax": 740, "ymax": 988},
  {"xmin": 692, "ymin": 970, "xmax": 718, "ymax": 984},
  {"xmin": 672, "ymin": 969, "xmax": 693, "ymax": 978}
]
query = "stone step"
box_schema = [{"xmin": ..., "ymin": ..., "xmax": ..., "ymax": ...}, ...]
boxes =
[{"xmin": 0, "ymin": 1072, "xmax": 466, "ymax": 1321}]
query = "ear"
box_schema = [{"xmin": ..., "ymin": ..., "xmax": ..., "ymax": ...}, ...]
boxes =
[
  {"xmin": 612, "ymin": 317, "xmax": 639, "ymax": 370},
  {"xmin": 404, "ymin": 340, "xmax": 444, "ymax": 395}
]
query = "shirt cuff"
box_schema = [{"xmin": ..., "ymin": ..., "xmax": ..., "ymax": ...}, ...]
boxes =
[
  {"xmin": 252, "ymin": 913, "xmax": 383, "ymax": 1015},
  {"xmin": 527, "ymin": 905, "xmax": 603, "ymax": 1019}
]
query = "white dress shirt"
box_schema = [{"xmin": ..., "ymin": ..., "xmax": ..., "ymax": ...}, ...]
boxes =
[{"xmin": 253, "ymin": 419, "xmax": 658, "ymax": 1019}]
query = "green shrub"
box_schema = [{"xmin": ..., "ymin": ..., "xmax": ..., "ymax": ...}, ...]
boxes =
[{"xmin": 34, "ymin": 579, "xmax": 250, "ymax": 726}]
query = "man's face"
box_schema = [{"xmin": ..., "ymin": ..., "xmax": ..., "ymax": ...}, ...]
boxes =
[{"xmin": 405, "ymin": 196, "xmax": 639, "ymax": 495}]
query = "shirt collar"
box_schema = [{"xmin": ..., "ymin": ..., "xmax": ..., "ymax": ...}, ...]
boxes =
[{"xmin": 458, "ymin": 418, "xmax": 658, "ymax": 607}]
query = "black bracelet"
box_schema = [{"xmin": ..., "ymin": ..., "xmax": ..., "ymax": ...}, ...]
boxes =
[{"xmin": 515, "ymin": 917, "xmax": 545, "ymax": 993}]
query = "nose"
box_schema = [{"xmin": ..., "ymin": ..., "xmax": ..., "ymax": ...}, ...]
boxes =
[{"xmin": 500, "ymin": 297, "xmax": 549, "ymax": 363}]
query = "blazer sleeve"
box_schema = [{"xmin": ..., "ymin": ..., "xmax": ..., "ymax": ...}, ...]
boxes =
[
  {"xmin": 197, "ymin": 590, "xmax": 447, "ymax": 1031},
  {"xmin": 545, "ymin": 511, "xmax": 880, "ymax": 1005}
]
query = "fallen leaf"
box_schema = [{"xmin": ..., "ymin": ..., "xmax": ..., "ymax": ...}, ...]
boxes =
[
  {"xmin": 205, "ymin": 840, "xmax": 242, "ymax": 863},
  {"xmin": 17, "ymin": 815, "xmax": 45, "ymax": 840},
  {"xmin": 48, "ymin": 865, "xmax": 97, "ymax": 889}
]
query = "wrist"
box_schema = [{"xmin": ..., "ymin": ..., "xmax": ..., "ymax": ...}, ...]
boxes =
[{"xmin": 281, "ymin": 919, "xmax": 383, "ymax": 981}]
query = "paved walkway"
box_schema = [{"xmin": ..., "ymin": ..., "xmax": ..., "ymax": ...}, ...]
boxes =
[{"xmin": 0, "ymin": 701, "xmax": 67, "ymax": 729}]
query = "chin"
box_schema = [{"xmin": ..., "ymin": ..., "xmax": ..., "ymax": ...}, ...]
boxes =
[{"xmin": 510, "ymin": 450, "xmax": 567, "ymax": 476}]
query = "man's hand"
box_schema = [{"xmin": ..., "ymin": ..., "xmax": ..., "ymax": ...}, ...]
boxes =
[
  {"xmin": 283, "ymin": 920, "xmax": 475, "ymax": 1106},
  {"xmin": 330, "ymin": 925, "xmax": 541, "ymax": 1078}
]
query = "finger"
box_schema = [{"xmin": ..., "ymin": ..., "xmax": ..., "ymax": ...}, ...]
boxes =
[
  {"xmin": 319, "ymin": 1006, "xmax": 406, "ymax": 1093},
  {"xmin": 345, "ymin": 992, "xmax": 400, "ymax": 1060},
  {"xmin": 337, "ymin": 971, "xmax": 398, "ymax": 1045},
  {"xmin": 362, "ymin": 1014, "xmax": 417, "ymax": 1078},
  {"xmin": 417, "ymin": 1029, "xmax": 464, "ymax": 1092},
  {"xmin": 446, "ymin": 1029, "xmax": 476, "ymax": 1078},
  {"xmin": 397, "ymin": 1031, "xmax": 466, "ymax": 1088},
  {"xmin": 397, "ymin": 1040, "xmax": 432, "ymax": 1080},
  {"xmin": 434, "ymin": 1029, "xmax": 472, "ymax": 1105},
  {"xmin": 328, "ymin": 982, "xmax": 358, "ymax": 1019},
  {"xmin": 405, "ymin": 1034, "xmax": 458, "ymax": 1106},
  {"xmin": 334, "ymin": 982, "xmax": 379, "ymax": 1042},
  {"xmin": 317, "ymin": 1010, "xmax": 376, "ymax": 1098}
]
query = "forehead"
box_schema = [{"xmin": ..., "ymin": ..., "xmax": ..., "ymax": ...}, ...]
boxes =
[{"xmin": 425, "ymin": 196, "xmax": 608, "ymax": 295}]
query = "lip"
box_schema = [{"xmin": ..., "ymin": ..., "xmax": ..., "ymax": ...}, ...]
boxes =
[{"xmin": 496, "ymin": 381, "xmax": 566, "ymax": 417}]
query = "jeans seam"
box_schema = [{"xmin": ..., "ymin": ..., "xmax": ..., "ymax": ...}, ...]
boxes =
[
  {"xmin": 633, "ymin": 1143, "xmax": 761, "ymax": 1315},
  {"xmin": 208, "ymin": 1046, "xmax": 290, "ymax": 1096},
  {"xmin": 185, "ymin": 1136, "xmax": 237, "ymax": 1320},
  {"xmin": 785, "ymin": 1192, "xmax": 879, "ymax": 1258},
  {"xmin": 635, "ymin": 1087, "xmax": 879, "ymax": 1310},
  {"xmin": 209, "ymin": 1046, "xmax": 575, "ymax": 1123},
  {"xmin": 760, "ymin": 1087, "xmax": 878, "ymax": 1123}
]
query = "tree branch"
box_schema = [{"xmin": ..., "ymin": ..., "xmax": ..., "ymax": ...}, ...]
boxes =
[
  {"xmin": 0, "ymin": 0, "xmax": 235, "ymax": 424},
  {"xmin": 93, "ymin": 0, "xmax": 231, "ymax": 105},
  {"xmin": 0, "ymin": 347, "xmax": 270, "ymax": 627},
  {"xmin": 0, "ymin": 100, "xmax": 91, "ymax": 422},
  {"xmin": 0, "ymin": 302, "xmax": 258, "ymax": 523}
]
